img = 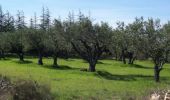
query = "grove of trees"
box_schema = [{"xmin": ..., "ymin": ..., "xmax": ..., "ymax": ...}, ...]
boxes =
[{"xmin": 0, "ymin": 6, "xmax": 170, "ymax": 82}]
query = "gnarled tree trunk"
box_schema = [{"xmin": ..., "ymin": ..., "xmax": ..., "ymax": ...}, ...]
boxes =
[
  {"xmin": 128, "ymin": 52, "xmax": 134, "ymax": 64},
  {"xmin": 38, "ymin": 52, "xmax": 43, "ymax": 65},
  {"xmin": 53, "ymin": 55, "xmax": 58, "ymax": 67},
  {"xmin": 154, "ymin": 65, "xmax": 160, "ymax": 82},
  {"xmin": 165, "ymin": 50, "xmax": 169, "ymax": 62},
  {"xmin": 89, "ymin": 62, "xmax": 96, "ymax": 72},
  {"xmin": 1, "ymin": 50, "xmax": 5, "ymax": 60},
  {"xmin": 131, "ymin": 57, "xmax": 136, "ymax": 64},
  {"xmin": 18, "ymin": 52, "xmax": 24, "ymax": 61},
  {"xmin": 122, "ymin": 50, "xmax": 126, "ymax": 64}
]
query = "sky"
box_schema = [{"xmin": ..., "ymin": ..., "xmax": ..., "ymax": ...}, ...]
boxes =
[{"xmin": 0, "ymin": 0, "xmax": 169, "ymax": 27}]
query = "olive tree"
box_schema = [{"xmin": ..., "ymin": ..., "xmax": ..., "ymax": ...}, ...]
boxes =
[
  {"xmin": 0, "ymin": 33, "xmax": 10, "ymax": 59},
  {"xmin": 26, "ymin": 12, "xmax": 48, "ymax": 65},
  {"xmin": 144, "ymin": 18, "xmax": 168, "ymax": 82},
  {"xmin": 162, "ymin": 21, "xmax": 170, "ymax": 62},
  {"xmin": 114, "ymin": 22, "xmax": 128, "ymax": 64},
  {"xmin": 67, "ymin": 14, "xmax": 112, "ymax": 72},
  {"xmin": 26, "ymin": 7, "xmax": 50, "ymax": 65},
  {"xmin": 0, "ymin": 6, "xmax": 14, "ymax": 59},
  {"xmin": 125, "ymin": 17, "xmax": 144, "ymax": 64},
  {"xmin": 48, "ymin": 19, "xmax": 68, "ymax": 67}
]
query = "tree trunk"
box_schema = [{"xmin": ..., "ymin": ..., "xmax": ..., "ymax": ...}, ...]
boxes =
[
  {"xmin": 119, "ymin": 54, "xmax": 122, "ymax": 61},
  {"xmin": 122, "ymin": 54, "xmax": 126, "ymax": 64},
  {"xmin": 53, "ymin": 56, "xmax": 58, "ymax": 67},
  {"xmin": 0, "ymin": 50, "xmax": 2, "ymax": 60},
  {"xmin": 128, "ymin": 52, "xmax": 134, "ymax": 64},
  {"xmin": 123, "ymin": 56, "xmax": 126, "ymax": 64},
  {"xmin": 128, "ymin": 57, "xmax": 135, "ymax": 64},
  {"xmin": 38, "ymin": 52, "xmax": 43, "ymax": 65},
  {"xmin": 128, "ymin": 57, "xmax": 132, "ymax": 64},
  {"xmin": 1, "ymin": 50, "xmax": 5, "ymax": 60},
  {"xmin": 165, "ymin": 51, "xmax": 169, "ymax": 62},
  {"xmin": 119, "ymin": 50, "xmax": 123, "ymax": 61},
  {"xmin": 114, "ymin": 50, "xmax": 118, "ymax": 60},
  {"xmin": 18, "ymin": 53, "xmax": 24, "ymax": 61},
  {"xmin": 89, "ymin": 62, "xmax": 96, "ymax": 72},
  {"xmin": 121, "ymin": 49, "xmax": 126, "ymax": 64},
  {"xmin": 154, "ymin": 65, "xmax": 160, "ymax": 82},
  {"xmin": 131, "ymin": 57, "xmax": 135, "ymax": 64}
]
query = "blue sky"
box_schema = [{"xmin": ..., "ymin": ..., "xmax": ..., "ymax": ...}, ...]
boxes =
[{"xmin": 0, "ymin": 0, "xmax": 169, "ymax": 27}]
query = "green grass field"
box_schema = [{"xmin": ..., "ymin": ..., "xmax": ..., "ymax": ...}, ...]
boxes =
[{"xmin": 0, "ymin": 57, "xmax": 170, "ymax": 100}]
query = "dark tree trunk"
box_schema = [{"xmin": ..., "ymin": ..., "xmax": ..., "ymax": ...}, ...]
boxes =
[
  {"xmin": 165, "ymin": 51, "xmax": 169, "ymax": 62},
  {"xmin": 89, "ymin": 62, "xmax": 96, "ymax": 72},
  {"xmin": 53, "ymin": 56, "xmax": 58, "ymax": 67},
  {"xmin": 119, "ymin": 54, "xmax": 122, "ymax": 61},
  {"xmin": 128, "ymin": 52, "xmax": 134, "ymax": 64},
  {"xmin": 131, "ymin": 57, "xmax": 135, "ymax": 64},
  {"xmin": 1, "ymin": 50, "xmax": 5, "ymax": 59},
  {"xmin": 114, "ymin": 50, "xmax": 118, "ymax": 60},
  {"xmin": 0, "ymin": 50, "xmax": 2, "ymax": 60},
  {"xmin": 38, "ymin": 52, "xmax": 43, "ymax": 65},
  {"xmin": 123, "ymin": 56, "xmax": 126, "ymax": 64},
  {"xmin": 18, "ymin": 52, "xmax": 24, "ymax": 61},
  {"xmin": 128, "ymin": 57, "xmax": 132, "ymax": 64},
  {"xmin": 122, "ymin": 50, "xmax": 126, "ymax": 64},
  {"xmin": 115, "ymin": 55, "xmax": 118, "ymax": 60},
  {"xmin": 154, "ymin": 65, "xmax": 160, "ymax": 82},
  {"xmin": 119, "ymin": 50, "xmax": 124, "ymax": 61}
]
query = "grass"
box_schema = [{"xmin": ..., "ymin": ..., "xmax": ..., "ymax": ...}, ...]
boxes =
[{"xmin": 0, "ymin": 57, "xmax": 170, "ymax": 100}]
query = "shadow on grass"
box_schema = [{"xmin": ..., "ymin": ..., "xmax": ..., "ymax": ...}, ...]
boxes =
[
  {"xmin": 43, "ymin": 65, "xmax": 80, "ymax": 70},
  {"xmin": 130, "ymin": 64, "xmax": 153, "ymax": 69},
  {"xmin": 96, "ymin": 71, "xmax": 168, "ymax": 81},
  {"xmin": 97, "ymin": 61, "xmax": 111, "ymax": 65},
  {"xmin": 82, "ymin": 60, "xmax": 111, "ymax": 65},
  {"xmin": 14, "ymin": 60, "xmax": 33, "ymax": 64},
  {"xmin": 97, "ymin": 71, "xmax": 136, "ymax": 81},
  {"xmin": 0, "ymin": 58, "xmax": 11, "ymax": 61},
  {"xmin": 64, "ymin": 59, "xmax": 75, "ymax": 62},
  {"xmin": 120, "ymin": 64, "xmax": 153, "ymax": 69}
]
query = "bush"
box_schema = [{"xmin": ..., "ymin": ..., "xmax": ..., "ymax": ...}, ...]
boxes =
[
  {"xmin": 0, "ymin": 75, "xmax": 54, "ymax": 100},
  {"xmin": 0, "ymin": 75, "xmax": 12, "ymax": 100},
  {"xmin": 12, "ymin": 80, "xmax": 54, "ymax": 100}
]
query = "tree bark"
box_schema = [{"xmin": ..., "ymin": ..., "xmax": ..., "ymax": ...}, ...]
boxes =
[
  {"xmin": 154, "ymin": 65, "xmax": 160, "ymax": 82},
  {"xmin": 131, "ymin": 57, "xmax": 135, "ymax": 64},
  {"xmin": 38, "ymin": 52, "xmax": 43, "ymax": 65},
  {"xmin": 53, "ymin": 56, "xmax": 58, "ymax": 67},
  {"xmin": 128, "ymin": 57, "xmax": 132, "ymax": 64},
  {"xmin": 114, "ymin": 50, "xmax": 118, "ymax": 60},
  {"xmin": 0, "ymin": 50, "xmax": 2, "ymax": 60},
  {"xmin": 122, "ymin": 50, "xmax": 126, "ymax": 64},
  {"xmin": 128, "ymin": 52, "xmax": 134, "ymax": 64},
  {"xmin": 1, "ymin": 50, "xmax": 5, "ymax": 59},
  {"xmin": 165, "ymin": 51, "xmax": 169, "ymax": 62},
  {"xmin": 18, "ymin": 52, "xmax": 24, "ymax": 61},
  {"xmin": 89, "ymin": 62, "xmax": 96, "ymax": 72},
  {"xmin": 119, "ymin": 54, "xmax": 122, "ymax": 61}
]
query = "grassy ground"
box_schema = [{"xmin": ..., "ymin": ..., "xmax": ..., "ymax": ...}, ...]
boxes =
[{"xmin": 0, "ymin": 57, "xmax": 170, "ymax": 100}]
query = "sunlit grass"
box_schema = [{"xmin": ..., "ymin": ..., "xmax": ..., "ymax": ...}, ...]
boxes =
[{"xmin": 0, "ymin": 57, "xmax": 170, "ymax": 99}]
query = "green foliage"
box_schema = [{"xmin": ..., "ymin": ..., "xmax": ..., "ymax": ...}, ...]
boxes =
[
  {"xmin": 0, "ymin": 33, "xmax": 10, "ymax": 54},
  {"xmin": 26, "ymin": 29, "xmax": 47, "ymax": 52}
]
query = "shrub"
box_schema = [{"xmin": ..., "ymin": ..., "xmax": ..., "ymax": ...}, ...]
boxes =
[
  {"xmin": 12, "ymin": 80, "xmax": 54, "ymax": 100},
  {"xmin": 0, "ymin": 75, "xmax": 12, "ymax": 100}
]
